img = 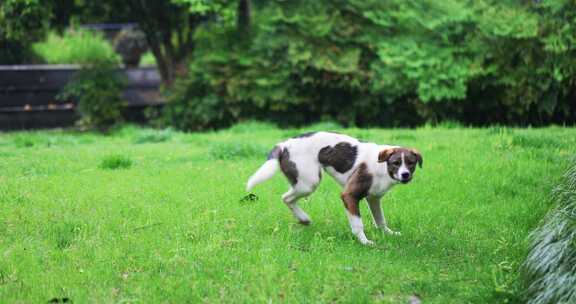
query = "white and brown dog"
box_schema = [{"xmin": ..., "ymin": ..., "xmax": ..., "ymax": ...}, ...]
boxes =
[{"xmin": 246, "ymin": 131, "xmax": 422, "ymax": 245}]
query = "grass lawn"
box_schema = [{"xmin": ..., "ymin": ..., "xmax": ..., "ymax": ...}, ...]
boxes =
[{"xmin": 0, "ymin": 123, "xmax": 575, "ymax": 303}]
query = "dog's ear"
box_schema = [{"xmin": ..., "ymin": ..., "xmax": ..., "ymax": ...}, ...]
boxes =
[
  {"xmin": 378, "ymin": 148, "xmax": 397, "ymax": 163},
  {"xmin": 411, "ymin": 149, "xmax": 423, "ymax": 168}
]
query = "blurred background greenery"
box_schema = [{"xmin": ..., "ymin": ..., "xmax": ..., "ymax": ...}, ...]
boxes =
[{"xmin": 1, "ymin": 0, "xmax": 575, "ymax": 130}]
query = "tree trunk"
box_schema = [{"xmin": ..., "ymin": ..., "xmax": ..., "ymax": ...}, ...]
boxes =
[{"xmin": 237, "ymin": 0, "xmax": 251, "ymax": 34}]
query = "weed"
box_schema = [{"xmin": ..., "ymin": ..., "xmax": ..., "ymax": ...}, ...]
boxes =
[
  {"xmin": 99, "ymin": 154, "xmax": 133, "ymax": 169},
  {"xmin": 52, "ymin": 222, "xmax": 83, "ymax": 250},
  {"xmin": 133, "ymin": 129, "xmax": 173, "ymax": 144},
  {"xmin": 209, "ymin": 141, "xmax": 268, "ymax": 160},
  {"xmin": 13, "ymin": 135, "xmax": 37, "ymax": 148}
]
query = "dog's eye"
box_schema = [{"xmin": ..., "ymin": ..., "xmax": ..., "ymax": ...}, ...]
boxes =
[{"xmin": 392, "ymin": 161, "xmax": 401, "ymax": 166}]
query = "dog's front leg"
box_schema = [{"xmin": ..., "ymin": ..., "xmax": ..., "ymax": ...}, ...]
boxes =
[
  {"xmin": 367, "ymin": 196, "xmax": 401, "ymax": 236},
  {"xmin": 341, "ymin": 193, "xmax": 372, "ymax": 245}
]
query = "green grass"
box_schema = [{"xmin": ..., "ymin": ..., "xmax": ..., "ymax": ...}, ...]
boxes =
[{"xmin": 0, "ymin": 125, "xmax": 575, "ymax": 303}]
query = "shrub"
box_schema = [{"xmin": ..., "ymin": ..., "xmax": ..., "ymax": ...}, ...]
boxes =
[
  {"xmin": 58, "ymin": 60, "xmax": 126, "ymax": 131},
  {"xmin": 33, "ymin": 29, "xmax": 119, "ymax": 65},
  {"xmin": 99, "ymin": 154, "xmax": 133, "ymax": 170},
  {"xmin": 163, "ymin": 0, "xmax": 576, "ymax": 130},
  {"xmin": 32, "ymin": 28, "xmax": 126, "ymax": 131},
  {"xmin": 523, "ymin": 162, "xmax": 576, "ymax": 304}
]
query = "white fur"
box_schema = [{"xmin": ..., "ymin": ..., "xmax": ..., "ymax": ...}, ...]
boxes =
[
  {"xmin": 246, "ymin": 159, "xmax": 279, "ymax": 191},
  {"xmin": 246, "ymin": 131, "xmax": 407, "ymax": 245},
  {"xmin": 347, "ymin": 212, "xmax": 372, "ymax": 245}
]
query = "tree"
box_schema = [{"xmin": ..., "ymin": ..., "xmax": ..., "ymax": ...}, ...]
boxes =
[
  {"xmin": 0, "ymin": 0, "xmax": 51, "ymax": 63},
  {"xmin": 164, "ymin": 0, "xmax": 576, "ymax": 130},
  {"xmin": 122, "ymin": 1, "xmax": 222, "ymax": 87}
]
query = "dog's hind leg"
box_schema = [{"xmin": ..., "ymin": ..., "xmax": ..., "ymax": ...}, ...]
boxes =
[
  {"xmin": 282, "ymin": 188, "xmax": 312, "ymax": 225},
  {"xmin": 281, "ymin": 167, "xmax": 322, "ymax": 225},
  {"xmin": 280, "ymin": 153, "xmax": 322, "ymax": 225}
]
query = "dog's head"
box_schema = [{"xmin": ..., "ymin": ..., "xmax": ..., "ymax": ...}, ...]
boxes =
[{"xmin": 378, "ymin": 147, "xmax": 422, "ymax": 184}]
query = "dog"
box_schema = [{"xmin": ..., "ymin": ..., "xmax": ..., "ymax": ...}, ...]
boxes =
[{"xmin": 246, "ymin": 131, "xmax": 422, "ymax": 245}]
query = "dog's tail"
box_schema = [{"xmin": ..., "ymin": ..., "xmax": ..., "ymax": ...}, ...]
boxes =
[{"xmin": 246, "ymin": 146, "xmax": 282, "ymax": 191}]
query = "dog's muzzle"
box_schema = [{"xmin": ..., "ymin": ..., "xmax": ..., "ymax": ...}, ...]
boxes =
[{"xmin": 399, "ymin": 172, "xmax": 411, "ymax": 184}]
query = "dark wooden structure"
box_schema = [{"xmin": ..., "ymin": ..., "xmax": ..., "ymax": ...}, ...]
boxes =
[{"xmin": 0, "ymin": 65, "xmax": 164, "ymax": 129}]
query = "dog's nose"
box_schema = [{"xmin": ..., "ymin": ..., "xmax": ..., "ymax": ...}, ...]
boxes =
[{"xmin": 401, "ymin": 172, "xmax": 410, "ymax": 180}]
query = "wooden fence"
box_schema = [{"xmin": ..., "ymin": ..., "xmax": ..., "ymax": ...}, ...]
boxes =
[{"xmin": 0, "ymin": 65, "xmax": 164, "ymax": 129}]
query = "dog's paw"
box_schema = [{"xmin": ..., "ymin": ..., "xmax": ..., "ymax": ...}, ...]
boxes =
[
  {"xmin": 298, "ymin": 219, "xmax": 311, "ymax": 226},
  {"xmin": 360, "ymin": 239, "xmax": 375, "ymax": 246},
  {"xmin": 383, "ymin": 227, "xmax": 401, "ymax": 236}
]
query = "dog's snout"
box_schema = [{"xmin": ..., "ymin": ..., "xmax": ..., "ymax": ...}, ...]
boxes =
[{"xmin": 401, "ymin": 172, "xmax": 410, "ymax": 179}]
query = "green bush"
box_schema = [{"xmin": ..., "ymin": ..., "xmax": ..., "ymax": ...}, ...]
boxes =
[
  {"xmin": 523, "ymin": 162, "xmax": 576, "ymax": 304},
  {"xmin": 58, "ymin": 60, "xmax": 126, "ymax": 131},
  {"xmin": 32, "ymin": 29, "xmax": 127, "ymax": 131},
  {"xmin": 33, "ymin": 29, "xmax": 119, "ymax": 65},
  {"xmin": 163, "ymin": 0, "xmax": 576, "ymax": 130}
]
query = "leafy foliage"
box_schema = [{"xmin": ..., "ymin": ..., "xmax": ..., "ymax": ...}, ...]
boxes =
[
  {"xmin": 0, "ymin": 0, "xmax": 50, "ymax": 63},
  {"xmin": 32, "ymin": 28, "xmax": 125, "ymax": 131},
  {"xmin": 164, "ymin": 0, "xmax": 576, "ymax": 130},
  {"xmin": 33, "ymin": 29, "xmax": 119, "ymax": 65},
  {"xmin": 58, "ymin": 60, "xmax": 126, "ymax": 131}
]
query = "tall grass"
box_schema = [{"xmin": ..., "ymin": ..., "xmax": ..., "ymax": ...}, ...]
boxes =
[
  {"xmin": 524, "ymin": 162, "xmax": 576, "ymax": 304},
  {"xmin": 33, "ymin": 29, "xmax": 119, "ymax": 65}
]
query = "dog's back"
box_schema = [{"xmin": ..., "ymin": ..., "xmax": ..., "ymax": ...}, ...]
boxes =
[{"xmin": 246, "ymin": 132, "xmax": 360, "ymax": 191}]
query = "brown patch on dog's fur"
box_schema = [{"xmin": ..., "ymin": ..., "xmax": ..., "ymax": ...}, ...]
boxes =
[
  {"xmin": 318, "ymin": 142, "xmax": 358, "ymax": 173},
  {"xmin": 267, "ymin": 145, "xmax": 281, "ymax": 160},
  {"xmin": 409, "ymin": 149, "xmax": 423, "ymax": 168},
  {"xmin": 340, "ymin": 163, "xmax": 373, "ymax": 216},
  {"xmin": 378, "ymin": 147, "xmax": 398, "ymax": 163},
  {"xmin": 279, "ymin": 148, "xmax": 298, "ymax": 185}
]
